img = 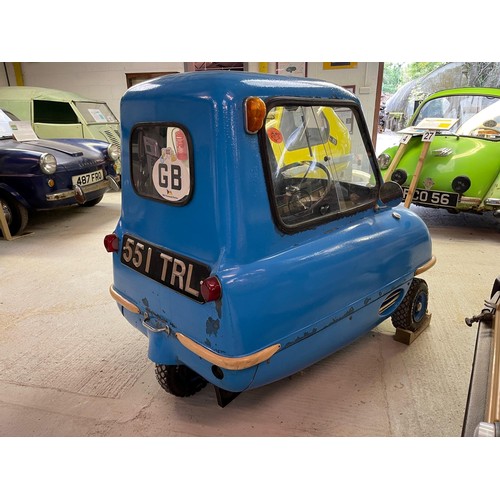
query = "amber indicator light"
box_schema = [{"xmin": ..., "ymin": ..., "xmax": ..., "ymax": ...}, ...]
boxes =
[{"xmin": 245, "ymin": 97, "xmax": 266, "ymax": 134}]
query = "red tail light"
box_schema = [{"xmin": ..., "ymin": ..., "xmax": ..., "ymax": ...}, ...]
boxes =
[
  {"xmin": 200, "ymin": 276, "xmax": 222, "ymax": 302},
  {"xmin": 104, "ymin": 233, "xmax": 119, "ymax": 252}
]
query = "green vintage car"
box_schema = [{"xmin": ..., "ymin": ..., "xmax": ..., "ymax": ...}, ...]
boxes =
[
  {"xmin": 378, "ymin": 87, "xmax": 500, "ymax": 216},
  {"xmin": 0, "ymin": 86, "xmax": 121, "ymax": 174}
]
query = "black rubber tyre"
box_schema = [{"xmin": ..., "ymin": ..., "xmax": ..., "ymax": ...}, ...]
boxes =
[
  {"xmin": 0, "ymin": 196, "xmax": 29, "ymax": 237},
  {"xmin": 391, "ymin": 278, "xmax": 429, "ymax": 332},
  {"xmin": 155, "ymin": 364, "xmax": 208, "ymax": 398},
  {"xmin": 82, "ymin": 195, "xmax": 104, "ymax": 207}
]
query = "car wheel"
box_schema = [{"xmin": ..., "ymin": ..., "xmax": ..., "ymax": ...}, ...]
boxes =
[
  {"xmin": 0, "ymin": 196, "xmax": 28, "ymax": 237},
  {"xmin": 81, "ymin": 195, "xmax": 104, "ymax": 207},
  {"xmin": 391, "ymin": 278, "xmax": 429, "ymax": 332},
  {"xmin": 155, "ymin": 364, "xmax": 208, "ymax": 397}
]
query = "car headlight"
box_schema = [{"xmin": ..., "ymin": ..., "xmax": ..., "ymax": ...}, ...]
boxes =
[
  {"xmin": 377, "ymin": 153, "xmax": 391, "ymax": 169},
  {"xmin": 39, "ymin": 153, "xmax": 57, "ymax": 175},
  {"xmin": 451, "ymin": 176, "xmax": 471, "ymax": 194},
  {"xmin": 107, "ymin": 144, "xmax": 120, "ymax": 161},
  {"xmin": 391, "ymin": 169, "xmax": 408, "ymax": 185}
]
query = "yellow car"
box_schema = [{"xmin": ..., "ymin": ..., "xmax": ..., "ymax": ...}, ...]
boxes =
[
  {"xmin": 264, "ymin": 104, "xmax": 374, "ymax": 220},
  {"xmin": 265, "ymin": 105, "xmax": 351, "ymax": 169}
]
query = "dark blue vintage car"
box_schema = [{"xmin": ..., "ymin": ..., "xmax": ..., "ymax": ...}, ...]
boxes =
[
  {"xmin": 0, "ymin": 108, "xmax": 120, "ymax": 237},
  {"xmin": 105, "ymin": 71, "xmax": 435, "ymax": 407}
]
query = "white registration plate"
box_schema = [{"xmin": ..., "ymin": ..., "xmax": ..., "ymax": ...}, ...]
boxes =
[
  {"xmin": 72, "ymin": 170, "xmax": 104, "ymax": 187},
  {"xmin": 402, "ymin": 188, "xmax": 458, "ymax": 207}
]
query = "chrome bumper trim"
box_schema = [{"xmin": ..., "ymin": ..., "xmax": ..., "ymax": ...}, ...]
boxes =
[
  {"xmin": 176, "ymin": 332, "xmax": 281, "ymax": 371},
  {"xmin": 46, "ymin": 178, "xmax": 112, "ymax": 202},
  {"xmin": 415, "ymin": 255, "xmax": 437, "ymax": 276},
  {"xmin": 109, "ymin": 285, "xmax": 140, "ymax": 314},
  {"xmin": 485, "ymin": 198, "xmax": 500, "ymax": 206}
]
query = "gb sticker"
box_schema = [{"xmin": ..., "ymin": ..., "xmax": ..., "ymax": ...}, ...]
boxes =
[{"xmin": 152, "ymin": 131, "xmax": 191, "ymax": 202}]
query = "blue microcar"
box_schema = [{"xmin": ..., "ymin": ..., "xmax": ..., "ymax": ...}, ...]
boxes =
[{"xmin": 105, "ymin": 71, "xmax": 435, "ymax": 406}]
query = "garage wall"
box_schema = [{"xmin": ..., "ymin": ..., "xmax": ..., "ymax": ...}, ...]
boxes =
[
  {"xmin": 265, "ymin": 62, "xmax": 382, "ymax": 138},
  {"xmin": 18, "ymin": 62, "xmax": 185, "ymax": 121},
  {"xmin": 1, "ymin": 63, "xmax": 17, "ymax": 86},
  {"xmin": 1, "ymin": 67, "xmax": 9, "ymax": 86},
  {"xmin": 3, "ymin": 61, "xmax": 382, "ymax": 141}
]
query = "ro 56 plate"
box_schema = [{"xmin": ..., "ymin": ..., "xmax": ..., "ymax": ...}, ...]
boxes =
[{"xmin": 403, "ymin": 188, "xmax": 458, "ymax": 207}]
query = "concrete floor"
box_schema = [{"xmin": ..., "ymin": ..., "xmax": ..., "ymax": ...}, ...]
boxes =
[{"xmin": 1, "ymin": 190, "xmax": 499, "ymax": 437}]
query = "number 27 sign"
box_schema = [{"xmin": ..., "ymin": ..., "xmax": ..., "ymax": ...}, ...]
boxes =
[{"xmin": 422, "ymin": 130, "xmax": 436, "ymax": 142}]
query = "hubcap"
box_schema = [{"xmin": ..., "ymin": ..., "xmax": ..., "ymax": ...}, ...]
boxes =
[{"xmin": 413, "ymin": 291, "xmax": 428, "ymax": 323}]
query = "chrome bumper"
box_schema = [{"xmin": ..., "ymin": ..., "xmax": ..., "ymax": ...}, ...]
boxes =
[
  {"xmin": 46, "ymin": 176, "xmax": 119, "ymax": 202},
  {"xmin": 109, "ymin": 285, "xmax": 281, "ymax": 371}
]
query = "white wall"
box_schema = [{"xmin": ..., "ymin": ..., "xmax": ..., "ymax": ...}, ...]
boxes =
[
  {"xmin": 261, "ymin": 62, "xmax": 382, "ymax": 137},
  {"xmin": 4, "ymin": 61, "xmax": 382, "ymax": 139},
  {"xmin": 19, "ymin": 62, "xmax": 185, "ymax": 120},
  {"xmin": 1, "ymin": 63, "xmax": 13, "ymax": 86},
  {"xmin": 310, "ymin": 62, "xmax": 381, "ymax": 136}
]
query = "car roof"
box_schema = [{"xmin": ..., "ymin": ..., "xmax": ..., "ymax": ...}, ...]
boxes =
[
  {"xmin": 123, "ymin": 71, "xmax": 359, "ymax": 105},
  {"xmin": 0, "ymin": 86, "xmax": 105, "ymax": 103},
  {"xmin": 422, "ymin": 87, "xmax": 500, "ymax": 101}
]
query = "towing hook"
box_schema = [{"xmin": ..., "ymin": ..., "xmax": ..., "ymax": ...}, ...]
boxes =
[
  {"xmin": 465, "ymin": 310, "xmax": 494, "ymax": 327},
  {"xmin": 142, "ymin": 311, "xmax": 171, "ymax": 334}
]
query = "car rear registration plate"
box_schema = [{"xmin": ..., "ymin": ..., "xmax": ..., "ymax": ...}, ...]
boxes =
[
  {"xmin": 120, "ymin": 234, "xmax": 211, "ymax": 303},
  {"xmin": 72, "ymin": 169, "xmax": 104, "ymax": 187},
  {"xmin": 402, "ymin": 188, "xmax": 458, "ymax": 207}
]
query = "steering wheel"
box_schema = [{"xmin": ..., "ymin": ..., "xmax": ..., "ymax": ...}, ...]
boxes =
[{"xmin": 277, "ymin": 161, "xmax": 333, "ymax": 216}]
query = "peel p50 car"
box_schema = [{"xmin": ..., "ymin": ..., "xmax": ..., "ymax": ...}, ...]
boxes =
[
  {"xmin": 0, "ymin": 108, "xmax": 120, "ymax": 237},
  {"xmin": 105, "ymin": 71, "xmax": 435, "ymax": 407},
  {"xmin": 378, "ymin": 87, "xmax": 500, "ymax": 216}
]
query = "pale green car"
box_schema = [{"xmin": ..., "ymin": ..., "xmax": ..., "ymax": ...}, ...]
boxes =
[
  {"xmin": 0, "ymin": 86, "xmax": 121, "ymax": 174},
  {"xmin": 378, "ymin": 87, "xmax": 500, "ymax": 216}
]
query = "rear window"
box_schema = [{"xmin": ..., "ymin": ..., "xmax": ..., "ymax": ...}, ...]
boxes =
[{"xmin": 130, "ymin": 123, "xmax": 193, "ymax": 205}]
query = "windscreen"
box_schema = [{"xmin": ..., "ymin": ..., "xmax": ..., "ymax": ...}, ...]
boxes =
[
  {"xmin": 413, "ymin": 94, "xmax": 500, "ymax": 139},
  {"xmin": 263, "ymin": 102, "xmax": 379, "ymax": 229},
  {"xmin": 74, "ymin": 102, "xmax": 119, "ymax": 124}
]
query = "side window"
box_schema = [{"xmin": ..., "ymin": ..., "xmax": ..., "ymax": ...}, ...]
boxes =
[
  {"xmin": 33, "ymin": 100, "xmax": 79, "ymax": 124},
  {"xmin": 263, "ymin": 103, "xmax": 378, "ymax": 230},
  {"xmin": 74, "ymin": 102, "xmax": 119, "ymax": 124},
  {"xmin": 131, "ymin": 124, "xmax": 193, "ymax": 205}
]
